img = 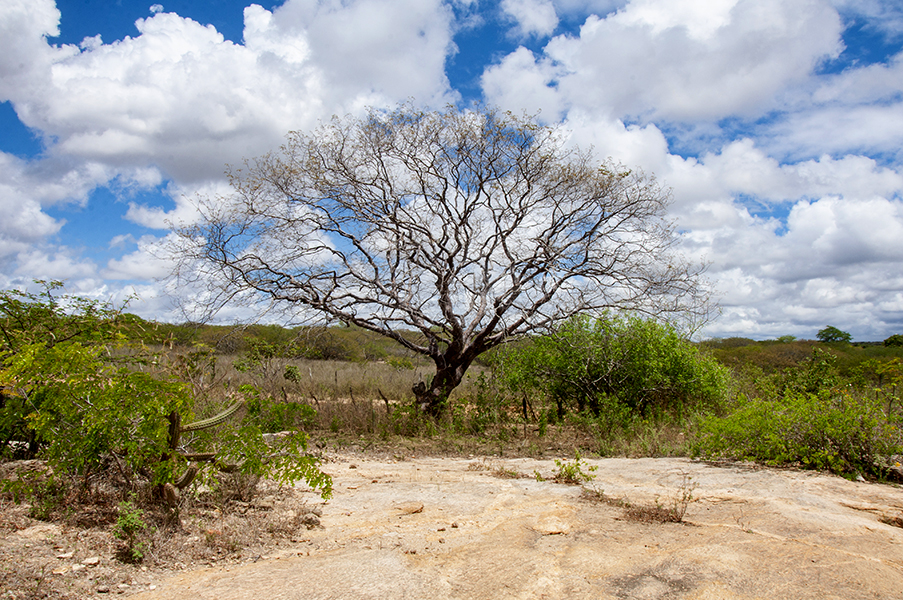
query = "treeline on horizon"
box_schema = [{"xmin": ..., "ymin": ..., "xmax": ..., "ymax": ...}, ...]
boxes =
[{"xmin": 123, "ymin": 312, "xmax": 903, "ymax": 369}]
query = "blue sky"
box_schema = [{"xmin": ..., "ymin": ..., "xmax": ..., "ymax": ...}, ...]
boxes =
[{"xmin": 2, "ymin": 0, "xmax": 903, "ymax": 340}]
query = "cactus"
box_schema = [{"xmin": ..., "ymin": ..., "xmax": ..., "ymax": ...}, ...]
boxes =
[
  {"xmin": 181, "ymin": 400, "xmax": 244, "ymax": 432},
  {"xmin": 164, "ymin": 399, "xmax": 244, "ymax": 504}
]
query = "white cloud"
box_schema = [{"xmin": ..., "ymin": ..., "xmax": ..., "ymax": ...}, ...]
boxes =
[
  {"xmin": 484, "ymin": 0, "xmax": 844, "ymax": 122},
  {"xmin": 480, "ymin": 47, "xmax": 564, "ymax": 118},
  {"xmin": 0, "ymin": 151, "xmax": 122, "ymax": 261},
  {"xmin": 501, "ymin": 0, "xmax": 559, "ymax": 38},
  {"xmin": 103, "ymin": 234, "xmax": 172, "ymax": 280},
  {"xmin": 2, "ymin": 0, "xmax": 902, "ymax": 340},
  {"xmin": 124, "ymin": 179, "xmax": 233, "ymax": 229},
  {"xmin": 4, "ymin": 0, "xmax": 457, "ymax": 185},
  {"xmin": 0, "ymin": 0, "xmax": 459, "ymax": 295},
  {"xmin": 546, "ymin": 109, "xmax": 903, "ymax": 340},
  {"xmin": 831, "ymin": 0, "xmax": 903, "ymax": 37},
  {"xmin": 13, "ymin": 248, "xmax": 96, "ymax": 281}
]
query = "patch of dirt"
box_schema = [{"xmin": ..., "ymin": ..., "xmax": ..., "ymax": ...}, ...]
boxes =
[{"xmin": 3, "ymin": 455, "xmax": 903, "ymax": 599}]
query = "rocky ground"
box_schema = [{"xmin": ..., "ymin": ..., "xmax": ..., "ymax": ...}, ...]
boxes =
[{"xmin": 3, "ymin": 454, "xmax": 903, "ymax": 599}]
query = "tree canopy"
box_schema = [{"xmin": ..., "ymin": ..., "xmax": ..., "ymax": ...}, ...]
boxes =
[
  {"xmin": 174, "ymin": 104, "xmax": 711, "ymax": 414},
  {"xmin": 817, "ymin": 326, "xmax": 852, "ymax": 344}
]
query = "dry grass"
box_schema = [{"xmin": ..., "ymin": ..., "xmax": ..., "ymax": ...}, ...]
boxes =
[{"xmin": 581, "ymin": 473, "xmax": 697, "ymax": 524}]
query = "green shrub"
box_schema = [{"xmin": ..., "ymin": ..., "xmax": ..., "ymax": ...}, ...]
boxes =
[
  {"xmin": 694, "ymin": 389, "xmax": 902, "ymax": 477},
  {"xmin": 0, "ymin": 283, "xmax": 332, "ymax": 508},
  {"xmin": 243, "ymin": 386, "xmax": 318, "ymax": 432},
  {"xmin": 113, "ymin": 497, "xmax": 150, "ymax": 563},
  {"xmin": 552, "ymin": 450, "xmax": 598, "ymax": 484},
  {"xmin": 498, "ymin": 314, "xmax": 730, "ymax": 423}
]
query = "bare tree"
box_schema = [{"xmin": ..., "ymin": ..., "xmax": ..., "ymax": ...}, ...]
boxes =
[{"xmin": 173, "ymin": 104, "xmax": 711, "ymax": 416}]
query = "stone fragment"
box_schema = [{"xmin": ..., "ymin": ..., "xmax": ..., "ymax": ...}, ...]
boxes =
[
  {"xmin": 531, "ymin": 516, "xmax": 570, "ymax": 535},
  {"xmin": 394, "ymin": 502, "xmax": 424, "ymax": 515}
]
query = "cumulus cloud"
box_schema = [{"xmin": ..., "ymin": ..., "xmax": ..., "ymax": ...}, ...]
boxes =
[
  {"xmin": 501, "ymin": 0, "xmax": 559, "ymax": 38},
  {"xmin": 2, "ymin": 0, "xmax": 902, "ymax": 339},
  {"xmin": 13, "ymin": 248, "xmax": 96, "ymax": 281},
  {"xmin": 103, "ymin": 234, "xmax": 172, "ymax": 280},
  {"xmin": 4, "ymin": 0, "xmax": 457, "ymax": 185},
  {"xmin": 0, "ymin": 0, "xmax": 459, "ymax": 296},
  {"xmin": 485, "ymin": 0, "xmax": 844, "ymax": 122},
  {"xmin": 548, "ymin": 105, "xmax": 903, "ymax": 339}
]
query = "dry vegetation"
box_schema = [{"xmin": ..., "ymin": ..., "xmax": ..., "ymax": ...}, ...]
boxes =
[{"xmin": 3, "ymin": 315, "xmax": 903, "ymax": 599}]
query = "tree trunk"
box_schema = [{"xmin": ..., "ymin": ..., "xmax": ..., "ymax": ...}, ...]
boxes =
[{"xmin": 413, "ymin": 358, "xmax": 472, "ymax": 418}]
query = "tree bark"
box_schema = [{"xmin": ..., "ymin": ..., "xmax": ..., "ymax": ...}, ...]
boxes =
[{"xmin": 413, "ymin": 356, "xmax": 473, "ymax": 418}]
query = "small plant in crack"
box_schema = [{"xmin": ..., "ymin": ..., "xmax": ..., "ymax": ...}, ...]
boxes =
[{"xmin": 552, "ymin": 450, "xmax": 598, "ymax": 485}]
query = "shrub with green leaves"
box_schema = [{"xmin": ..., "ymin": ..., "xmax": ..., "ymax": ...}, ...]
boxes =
[
  {"xmin": 694, "ymin": 350, "xmax": 903, "ymax": 477},
  {"xmin": 498, "ymin": 314, "xmax": 730, "ymax": 423},
  {"xmin": 113, "ymin": 497, "xmax": 150, "ymax": 563},
  {"xmin": 694, "ymin": 390, "xmax": 902, "ymax": 477},
  {"xmin": 0, "ymin": 282, "xmax": 332, "ymax": 507}
]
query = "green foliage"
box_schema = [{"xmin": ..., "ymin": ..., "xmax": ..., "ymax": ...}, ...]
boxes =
[
  {"xmin": 817, "ymin": 325, "xmax": 852, "ymax": 344},
  {"xmin": 499, "ymin": 314, "xmax": 730, "ymax": 424},
  {"xmin": 242, "ymin": 385, "xmax": 318, "ymax": 433},
  {"xmin": 450, "ymin": 372, "xmax": 509, "ymax": 436},
  {"xmin": 695, "ymin": 390, "xmax": 902, "ymax": 477},
  {"xmin": 0, "ymin": 283, "xmax": 332, "ymax": 509},
  {"xmin": 113, "ymin": 497, "xmax": 150, "ymax": 563},
  {"xmin": 0, "ymin": 283, "xmax": 188, "ymax": 481},
  {"xmin": 695, "ymin": 349, "xmax": 902, "ymax": 477},
  {"xmin": 4, "ymin": 341, "xmax": 188, "ymax": 483},
  {"xmin": 196, "ymin": 413, "xmax": 332, "ymax": 499},
  {"xmin": 283, "ymin": 365, "xmax": 302, "ymax": 383},
  {"xmin": 0, "ymin": 280, "xmax": 126, "ymax": 354},
  {"xmin": 885, "ymin": 334, "xmax": 903, "ymax": 348},
  {"xmin": 552, "ymin": 450, "xmax": 597, "ymax": 484}
]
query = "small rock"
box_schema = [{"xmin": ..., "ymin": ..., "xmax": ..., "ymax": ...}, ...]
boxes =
[
  {"xmin": 52, "ymin": 567, "xmax": 68, "ymax": 575},
  {"xmin": 82, "ymin": 556, "xmax": 101, "ymax": 566},
  {"xmin": 451, "ymin": 522, "xmax": 459, "ymax": 528},
  {"xmin": 96, "ymin": 586, "xmax": 110, "ymax": 593},
  {"xmin": 531, "ymin": 516, "xmax": 570, "ymax": 535},
  {"xmin": 300, "ymin": 513, "xmax": 321, "ymax": 529},
  {"xmin": 56, "ymin": 551, "xmax": 74, "ymax": 559},
  {"xmin": 349, "ymin": 464, "xmax": 357, "ymax": 469},
  {"xmin": 394, "ymin": 502, "xmax": 424, "ymax": 515},
  {"xmin": 16, "ymin": 523, "xmax": 61, "ymax": 540}
]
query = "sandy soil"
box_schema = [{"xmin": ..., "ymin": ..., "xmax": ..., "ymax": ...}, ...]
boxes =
[{"xmin": 106, "ymin": 455, "xmax": 903, "ymax": 600}]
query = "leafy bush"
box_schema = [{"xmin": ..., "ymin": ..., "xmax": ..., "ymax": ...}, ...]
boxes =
[
  {"xmin": 694, "ymin": 389, "xmax": 902, "ymax": 477},
  {"xmin": 113, "ymin": 497, "xmax": 150, "ymax": 563},
  {"xmin": 0, "ymin": 283, "xmax": 332, "ymax": 508},
  {"xmin": 499, "ymin": 314, "xmax": 730, "ymax": 423},
  {"xmin": 552, "ymin": 450, "xmax": 598, "ymax": 484},
  {"xmin": 242, "ymin": 385, "xmax": 318, "ymax": 432}
]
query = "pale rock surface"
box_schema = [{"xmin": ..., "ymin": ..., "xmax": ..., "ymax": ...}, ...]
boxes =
[{"xmin": 129, "ymin": 456, "xmax": 903, "ymax": 600}]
